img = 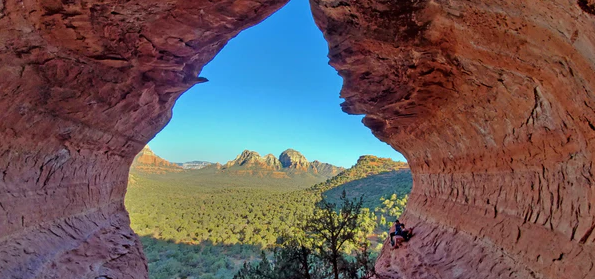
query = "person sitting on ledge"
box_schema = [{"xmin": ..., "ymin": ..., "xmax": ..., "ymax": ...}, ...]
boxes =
[
  {"xmin": 398, "ymin": 223, "xmax": 414, "ymax": 241},
  {"xmin": 389, "ymin": 220, "xmax": 405, "ymax": 249}
]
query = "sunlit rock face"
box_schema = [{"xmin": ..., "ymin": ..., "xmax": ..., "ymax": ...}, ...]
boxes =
[
  {"xmin": 222, "ymin": 149, "xmax": 344, "ymax": 177},
  {"xmin": 0, "ymin": 0, "xmax": 593, "ymax": 278},
  {"xmin": 309, "ymin": 0, "xmax": 595, "ymax": 278},
  {"xmin": 0, "ymin": 0, "xmax": 288, "ymax": 278},
  {"xmin": 131, "ymin": 145, "xmax": 182, "ymax": 174},
  {"xmin": 279, "ymin": 148, "xmax": 309, "ymax": 170}
]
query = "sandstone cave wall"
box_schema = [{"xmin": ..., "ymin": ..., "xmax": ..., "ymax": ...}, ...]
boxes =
[
  {"xmin": 0, "ymin": 0, "xmax": 594, "ymax": 278},
  {"xmin": 0, "ymin": 0, "xmax": 288, "ymax": 278},
  {"xmin": 309, "ymin": 0, "xmax": 595, "ymax": 278}
]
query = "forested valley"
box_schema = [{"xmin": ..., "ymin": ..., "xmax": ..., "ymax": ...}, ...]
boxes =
[{"xmin": 125, "ymin": 155, "xmax": 412, "ymax": 279}]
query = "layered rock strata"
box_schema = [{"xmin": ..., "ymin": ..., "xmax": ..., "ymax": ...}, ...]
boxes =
[
  {"xmin": 0, "ymin": 0, "xmax": 594, "ymax": 278},
  {"xmin": 131, "ymin": 145, "xmax": 182, "ymax": 174},
  {"xmin": 222, "ymin": 149, "xmax": 343, "ymax": 177},
  {"xmin": 0, "ymin": 0, "xmax": 288, "ymax": 278},
  {"xmin": 309, "ymin": 0, "xmax": 595, "ymax": 278}
]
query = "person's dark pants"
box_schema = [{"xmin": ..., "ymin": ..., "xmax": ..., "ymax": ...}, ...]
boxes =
[{"xmin": 399, "ymin": 231, "xmax": 410, "ymax": 241}]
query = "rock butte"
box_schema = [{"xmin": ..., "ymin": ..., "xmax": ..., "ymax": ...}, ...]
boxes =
[
  {"xmin": 131, "ymin": 145, "xmax": 183, "ymax": 174},
  {"xmin": 0, "ymin": 0, "xmax": 593, "ymax": 278}
]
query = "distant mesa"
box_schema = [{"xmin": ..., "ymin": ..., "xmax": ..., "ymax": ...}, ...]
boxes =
[
  {"xmin": 178, "ymin": 161, "xmax": 213, "ymax": 170},
  {"xmin": 131, "ymin": 146, "xmax": 183, "ymax": 174}
]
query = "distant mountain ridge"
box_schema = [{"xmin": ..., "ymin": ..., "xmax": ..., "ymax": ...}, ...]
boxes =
[
  {"xmin": 220, "ymin": 149, "xmax": 344, "ymax": 179},
  {"xmin": 178, "ymin": 161, "xmax": 213, "ymax": 170},
  {"xmin": 131, "ymin": 146, "xmax": 183, "ymax": 174},
  {"xmin": 131, "ymin": 146, "xmax": 344, "ymax": 179}
]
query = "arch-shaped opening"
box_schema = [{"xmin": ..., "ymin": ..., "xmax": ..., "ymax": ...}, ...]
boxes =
[
  {"xmin": 0, "ymin": 0, "xmax": 594, "ymax": 279},
  {"xmin": 124, "ymin": 1, "xmax": 411, "ymax": 277}
]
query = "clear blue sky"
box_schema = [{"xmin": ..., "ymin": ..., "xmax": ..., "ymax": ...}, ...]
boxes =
[{"xmin": 148, "ymin": 0, "xmax": 406, "ymax": 168}]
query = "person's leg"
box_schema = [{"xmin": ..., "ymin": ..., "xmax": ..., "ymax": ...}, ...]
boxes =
[
  {"xmin": 400, "ymin": 230, "xmax": 409, "ymax": 241},
  {"xmin": 394, "ymin": 235, "xmax": 404, "ymax": 248},
  {"xmin": 401, "ymin": 229, "xmax": 412, "ymax": 240}
]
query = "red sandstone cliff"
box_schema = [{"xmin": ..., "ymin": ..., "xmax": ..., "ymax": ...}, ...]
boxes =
[
  {"xmin": 0, "ymin": 0, "xmax": 593, "ymax": 278},
  {"xmin": 0, "ymin": 1, "xmax": 288, "ymax": 278},
  {"xmin": 130, "ymin": 145, "xmax": 182, "ymax": 174},
  {"xmin": 310, "ymin": 0, "xmax": 595, "ymax": 278}
]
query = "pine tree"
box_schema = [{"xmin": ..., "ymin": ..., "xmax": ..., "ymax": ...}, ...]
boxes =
[{"xmin": 305, "ymin": 190, "xmax": 364, "ymax": 279}]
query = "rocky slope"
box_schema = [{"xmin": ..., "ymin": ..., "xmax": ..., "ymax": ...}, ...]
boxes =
[
  {"xmin": 263, "ymin": 154, "xmax": 283, "ymax": 170},
  {"xmin": 130, "ymin": 146, "xmax": 182, "ymax": 174},
  {"xmin": 221, "ymin": 149, "xmax": 343, "ymax": 178},
  {"xmin": 0, "ymin": 0, "xmax": 594, "ymax": 279}
]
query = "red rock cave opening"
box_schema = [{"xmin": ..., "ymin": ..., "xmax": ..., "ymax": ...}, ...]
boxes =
[{"xmin": 0, "ymin": 0, "xmax": 594, "ymax": 279}]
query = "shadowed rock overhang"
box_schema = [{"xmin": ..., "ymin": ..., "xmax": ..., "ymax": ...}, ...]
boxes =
[{"xmin": 0, "ymin": 0, "xmax": 593, "ymax": 278}]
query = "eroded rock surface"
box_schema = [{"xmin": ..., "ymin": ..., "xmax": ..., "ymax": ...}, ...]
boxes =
[
  {"xmin": 309, "ymin": 0, "xmax": 595, "ymax": 278},
  {"xmin": 0, "ymin": 0, "xmax": 288, "ymax": 278},
  {"xmin": 1, "ymin": 0, "xmax": 594, "ymax": 278}
]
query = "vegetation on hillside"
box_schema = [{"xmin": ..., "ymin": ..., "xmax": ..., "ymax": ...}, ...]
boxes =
[
  {"xmin": 235, "ymin": 192, "xmax": 376, "ymax": 279},
  {"xmin": 312, "ymin": 156, "xmax": 408, "ymax": 192},
  {"xmin": 125, "ymin": 155, "xmax": 411, "ymax": 279},
  {"xmin": 323, "ymin": 170, "xmax": 411, "ymax": 210}
]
